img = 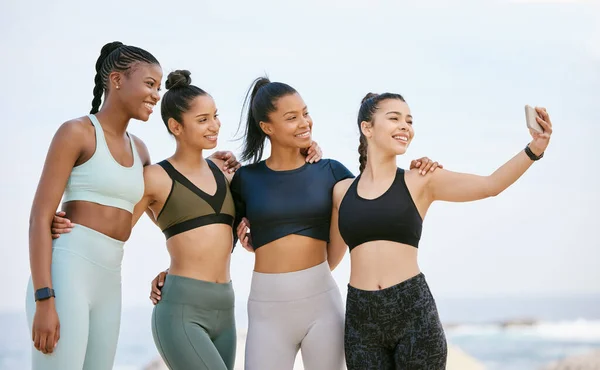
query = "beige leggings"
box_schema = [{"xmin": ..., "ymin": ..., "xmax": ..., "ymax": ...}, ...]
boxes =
[{"xmin": 244, "ymin": 261, "xmax": 346, "ymax": 370}]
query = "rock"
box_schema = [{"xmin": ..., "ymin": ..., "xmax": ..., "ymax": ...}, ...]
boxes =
[{"xmin": 499, "ymin": 318, "xmax": 538, "ymax": 328}]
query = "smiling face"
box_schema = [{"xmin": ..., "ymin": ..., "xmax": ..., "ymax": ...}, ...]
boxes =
[
  {"xmin": 362, "ymin": 98, "xmax": 414, "ymax": 156},
  {"xmin": 109, "ymin": 62, "xmax": 163, "ymax": 121},
  {"xmin": 259, "ymin": 92, "xmax": 313, "ymax": 149},
  {"xmin": 169, "ymin": 94, "xmax": 220, "ymax": 151}
]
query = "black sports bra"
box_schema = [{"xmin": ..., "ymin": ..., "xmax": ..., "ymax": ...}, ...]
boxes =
[
  {"xmin": 156, "ymin": 160, "xmax": 235, "ymax": 240},
  {"xmin": 338, "ymin": 168, "xmax": 422, "ymax": 251}
]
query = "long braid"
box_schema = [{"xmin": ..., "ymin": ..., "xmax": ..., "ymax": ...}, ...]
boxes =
[
  {"xmin": 90, "ymin": 41, "xmax": 160, "ymax": 114},
  {"xmin": 358, "ymin": 134, "xmax": 368, "ymax": 173}
]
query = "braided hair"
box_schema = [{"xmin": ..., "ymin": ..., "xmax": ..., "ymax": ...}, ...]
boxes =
[
  {"xmin": 90, "ymin": 41, "xmax": 160, "ymax": 114},
  {"xmin": 357, "ymin": 92, "xmax": 406, "ymax": 173}
]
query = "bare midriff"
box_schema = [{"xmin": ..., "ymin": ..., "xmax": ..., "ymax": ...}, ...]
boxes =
[
  {"xmin": 62, "ymin": 201, "xmax": 133, "ymax": 241},
  {"xmin": 349, "ymin": 240, "xmax": 420, "ymax": 290},
  {"xmin": 166, "ymin": 224, "xmax": 233, "ymax": 283},
  {"xmin": 254, "ymin": 234, "xmax": 327, "ymax": 273}
]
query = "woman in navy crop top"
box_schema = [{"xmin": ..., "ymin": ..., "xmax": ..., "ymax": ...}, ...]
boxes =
[
  {"xmin": 230, "ymin": 78, "xmax": 440, "ymax": 370},
  {"xmin": 335, "ymin": 93, "xmax": 554, "ymax": 369}
]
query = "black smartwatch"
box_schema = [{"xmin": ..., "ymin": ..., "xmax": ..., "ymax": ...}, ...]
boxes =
[
  {"xmin": 34, "ymin": 287, "xmax": 55, "ymax": 302},
  {"xmin": 524, "ymin": 144, "xmax": 544, "ymax": 161}
]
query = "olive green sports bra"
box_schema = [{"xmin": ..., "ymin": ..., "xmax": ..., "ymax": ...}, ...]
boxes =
[{"xmin": 156, "ymin": 160, "xmax": 235, "ymax": 240}]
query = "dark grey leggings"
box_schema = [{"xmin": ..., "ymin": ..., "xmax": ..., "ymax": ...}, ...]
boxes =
[
  {"xmin": 344, "ymin": 273, "xmax": 447, "ymax": 370},
  {"xmin": 151, "ymin": 275, "xmax": 236, "ymax": 370}
]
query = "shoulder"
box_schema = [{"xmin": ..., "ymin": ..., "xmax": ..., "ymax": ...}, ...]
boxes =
[
  {"xmin": 143, "ymin": 162, "xmax": 171, "ymax": 196},
  {"xmin": 403, "ymin": 167, "xmax": 437, "ymax": 194},
  {"xmin": 206, "ymin": 157, "xmax": 233, "ymax": 183},
  {"xmin": 333, "ymin": 177, "xmax": 355, "ymax": 208},
  {"xmin": 48, "ymin": 117, "xmax": 95, "ymax": 153},
  {"xmin": 207, "ymin": 156, "xmax": 225, "ymax": 169},
  {"xmin": 143, "ymin": 162, "xmax": 167, "ymax": 177},
  {"xmin": 56, "ymin": 116, "xmax": 94, "ymax": 140},
  {"xmin": 323, "ymin": 158, "xmax": 355, "ymax": 181},
  {"xmin": 130, "ymin": 134, "xmax": 151, "ymax": 166},
  {"xmin": 233, "ymin": 162, "xmax": 261, "ymax": 178}
]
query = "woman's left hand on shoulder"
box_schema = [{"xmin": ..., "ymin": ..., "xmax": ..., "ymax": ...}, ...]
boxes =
[
  {"xmin": 210, "ymin": 151, "xmax": 242, "ymax": 173},
  {"xmin": 410, "ymin": 157, "xmax": 443, "ymax": 175},
  {"xmin": 301, "ymin": 141, "xmax": 323, "ymax": 163}
]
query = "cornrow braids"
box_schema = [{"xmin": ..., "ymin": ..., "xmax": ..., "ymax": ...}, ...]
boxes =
[{"xmin": 90, "ymin": 41, "xmax": 160, "ymax": 114}]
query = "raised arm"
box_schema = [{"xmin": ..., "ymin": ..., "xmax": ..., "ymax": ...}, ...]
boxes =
[
  {"xmin": 426, "ymin": 107, "xmax": 552, "ymax": 203},
  {"xmin": 29, "ymin": 120, "xmax": 87, "ymax": 354},
  {"xmin": 327, "ymin": 178, "xmax": 353, "ymax": 270}
]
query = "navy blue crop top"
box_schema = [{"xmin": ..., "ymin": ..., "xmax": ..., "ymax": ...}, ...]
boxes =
[
  {"xmin": 230, "ymin": 159, "xmax": 354, "ymax": 250},
  {"xmin": 338, "ymin": 168, "xmax": 423, "ymax": 251}
]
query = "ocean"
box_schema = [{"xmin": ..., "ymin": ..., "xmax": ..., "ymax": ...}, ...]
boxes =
[{"xmin": 2, "ymin": 294, "xmax": 599, "ymax": 370}]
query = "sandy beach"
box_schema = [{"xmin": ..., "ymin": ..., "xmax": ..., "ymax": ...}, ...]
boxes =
[
  {"xmin": 541, "ymin": 349, "xmax": 600, "ymax": 370},
  {"xmin": 143, "ymin": 331, "xmax": 485, "ymax": 370}
]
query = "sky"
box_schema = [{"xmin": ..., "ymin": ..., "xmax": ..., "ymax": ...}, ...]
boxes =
[{"xmin": 0, "ymin": 0, "xmax": 599, "ymax": 313}]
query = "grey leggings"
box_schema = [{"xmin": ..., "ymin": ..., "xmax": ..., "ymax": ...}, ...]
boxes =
[
  {"xmin": 152, "ymin": 275, "xmax": 236, "ymax": 370},
  {"xmin": 244, "ymin": 261, "xmax": 345, "ymax": 370},
  {"xmin": 344, "ymin": 273, "xmax": 448, "ymax": 370}
]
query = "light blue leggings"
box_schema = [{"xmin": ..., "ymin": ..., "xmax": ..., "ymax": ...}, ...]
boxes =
[{"xmin": 26, "ymin": 224, "xmax": 124, "ymax": 370}]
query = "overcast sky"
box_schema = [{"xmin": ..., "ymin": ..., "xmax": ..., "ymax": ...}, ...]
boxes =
[{"xmin": 1, "ymin": 0, "xmax": 599, "ymax": 313}]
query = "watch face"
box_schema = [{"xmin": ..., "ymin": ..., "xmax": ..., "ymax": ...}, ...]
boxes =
[{"xmin": 35, "ymin": 288, "xmax": 54, "ymax": 301}]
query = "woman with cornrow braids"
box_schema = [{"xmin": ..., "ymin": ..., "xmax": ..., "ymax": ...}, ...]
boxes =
[
  {"xmin": 24, "ymin": 40, "xmax": 162, "ymax": 370},
  {"xmin": 26, "ymin": 42, "xmax": 239, "ymax": 370}
]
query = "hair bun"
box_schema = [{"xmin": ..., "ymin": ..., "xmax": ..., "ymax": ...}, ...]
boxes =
[
  {"xmin": 361, "ymin": 93, "xmax": 378, "ymax": 104},
  {"xmin": 100, "ymin": 41, "xmax": 124, "ymax": 56},
  {"xmin": 166, "ymin": 70, "xmax": 192, "ymax": 90}
]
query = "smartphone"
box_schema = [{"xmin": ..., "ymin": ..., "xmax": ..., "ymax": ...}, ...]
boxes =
[{"xmin": 525, "ymin": 105, "xmax": 543, "ymax": 133}]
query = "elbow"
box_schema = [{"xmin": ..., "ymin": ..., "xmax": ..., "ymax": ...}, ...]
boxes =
[
  {"xmin": 487, "ymin": 187, "xmax": 501, "ymax": 198},
  {"xmin": 29, "ymin": 213, "xmax": 51, "ymax": 236},
  {"xmin": 326, "ymin": 246, "xmax": 346, "ymax": 271},
  {"xmin": 484, "ymin": 177, "xmax": 502, "ymax": 198}
]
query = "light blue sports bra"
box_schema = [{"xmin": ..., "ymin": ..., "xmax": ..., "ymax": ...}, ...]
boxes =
[{"xmin": 62, "ymin": 115, "xmax": 144, "ymax": 213}]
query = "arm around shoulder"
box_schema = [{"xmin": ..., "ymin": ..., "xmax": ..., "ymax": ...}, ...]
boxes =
[
  {"xmin": 131, "ymin": 164, "xmax": 165, "ymax": 227},
  {"xmin": 131, "ymin": 134, "xmax": 151, "ymax": 167},
  {"xmin": 327, "ymin": 178, "xmax": 354, "ymax": 270}
]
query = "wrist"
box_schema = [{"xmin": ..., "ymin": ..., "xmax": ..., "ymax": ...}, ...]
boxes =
[
  {"xmin": 34, "ymin": 287, "xmax": 56, "ymax": 302},
  {"xmin": 35, "ymin": 296, "xmax": 55, "ymax": 307},
  {"xmin": 528, "ymin": 142, "xmax": 544, "ymax": 156},
  {"xmin": 525, "ymin": 143, "xmax": 544, "ymax": 161}
]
